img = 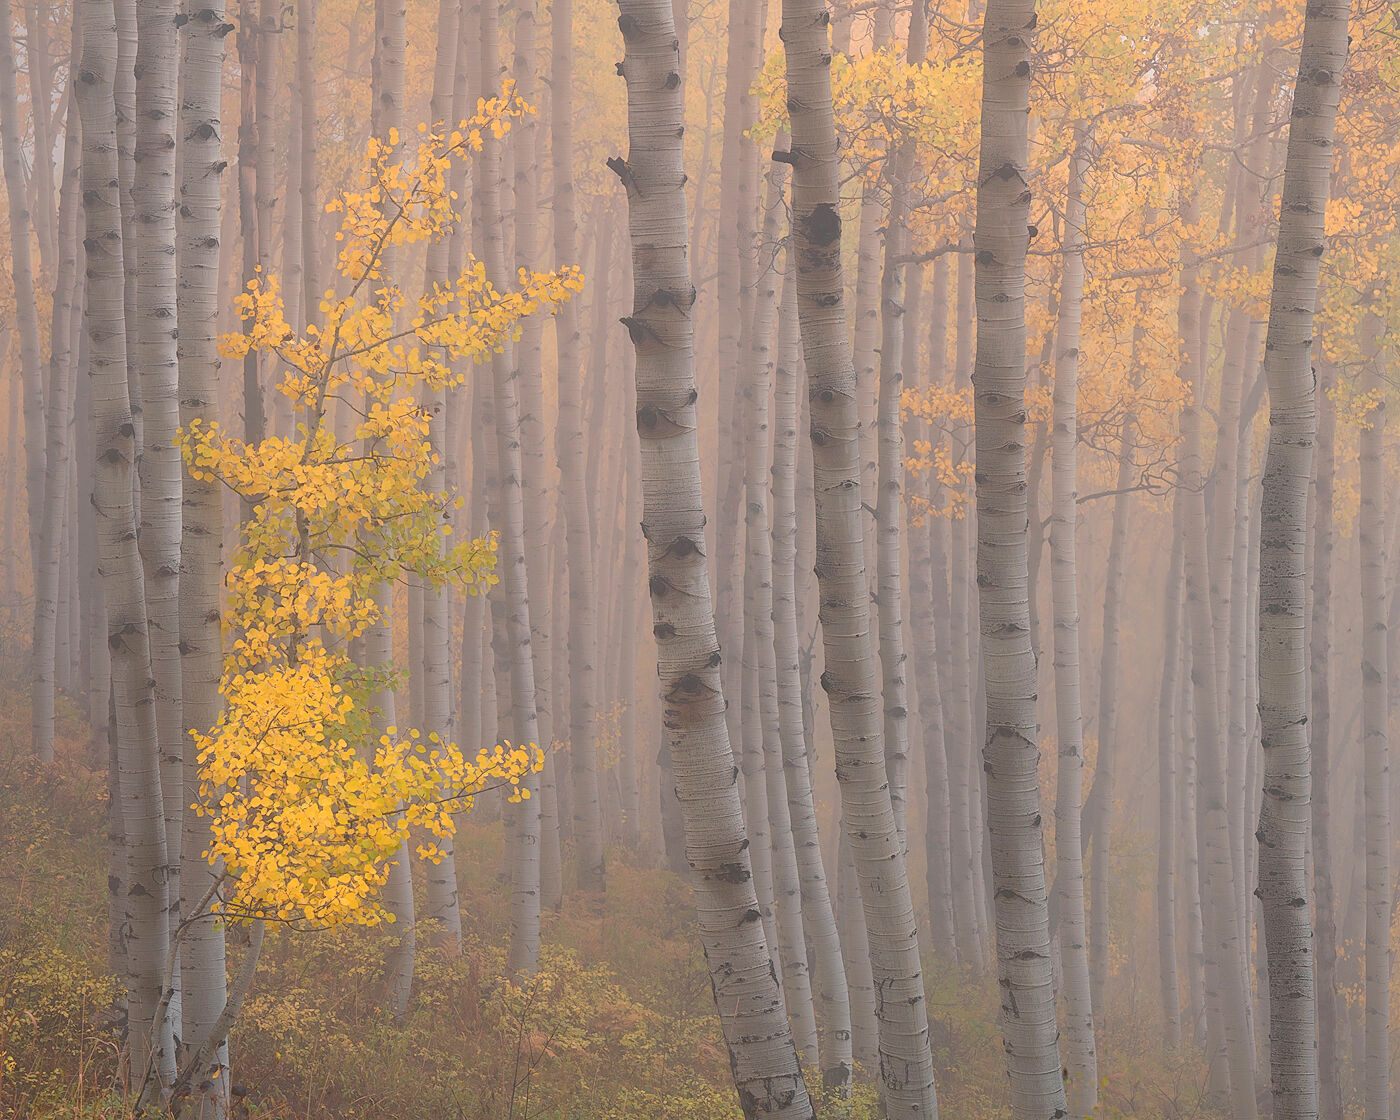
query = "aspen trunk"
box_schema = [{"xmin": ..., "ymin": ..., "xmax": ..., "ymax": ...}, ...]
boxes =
[
  {"xmin": 1310, "ymin": 355, "xmax": 1343, "ymax": 1120},
  {"xmin": 296, "ymin": 0, "xmax": 321, "ymax": 322},
  {"xmin": 774, "ymin": 249, "xmax": 852, "ymax": 1089},
  {"xmin": 1178, "ymin": 205, "xmax": 1258, "ymax": 1118},
  {"xmin": 1048, "ymin": 127, "xmax": 1096, "ymax": 1116},
  {"xmin": 1360, "ymin": 314, "xmax": 1390, "ymax": 1120},
  {"xmin": 176, "ymin": 1, "xmax": 231, "ymax": 1104},
  {"xmin": 552, "ymin": 0, "xmax": 606, "ymax": 894},
  {"xmin": 1157, "ymin": 524, "xmax": 1184, "ymax": 1052},
  {"xmin": 781, "ymin": 3, "xmax": 939, "ymax": 1114},
  {"xmin": 75, "ymin": 0, "xmax": 176, "ymax": 1094},
  {"xmin": 32, "ymin": 71, "xmax": 80, "ymax": 766},
  {"xmin": 909, "ymin": 255, "xmax": 956, "ymax": 963},
  {"xmin": 1255, "ymin": 6, "xmax": 1349, "ymax": 1113},
  {"xmin": 611, "ymin": 6, "xmax": 813, "ymax": 1113},
  {"xmin": 0, "ymin": 0, "xmax": 50, "ymax": 739},
  {"xmin": 134, "ymin": 0, "xmax": 185, "ymax": 959},
  {"xmin": 970, "ymin": 1, "xmax": 1066, "ymax": 1112}
]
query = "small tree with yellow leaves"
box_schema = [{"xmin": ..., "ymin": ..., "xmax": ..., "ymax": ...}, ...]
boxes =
[{"xmin": 175, "ymin": 86, "xmax": 581, "ymax": 1054}]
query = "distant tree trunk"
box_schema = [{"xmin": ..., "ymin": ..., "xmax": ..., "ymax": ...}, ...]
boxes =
[
  {"xmin": 1048, "ymin": 126, "xmax": 1097, "ymax": 1117},
  {"xmin": 512, "ymin": 0, "xmax": 559, "ymax": 863},
  {"xmin": 1360, "ymin": 313, "xmax": 1390, "ymax": 1120},
  {"xmin": 236, "ymin": 0, "xmax": 262, "ymax": 451},
  {"xmin": 1311, "ymin": 355, "xmax": 1343, "ymax": 1120},
  {"xmin": 297, "ymin": 0, "xmax": 321, "ymax": 322},
  {"xmin": 552, "ymin": 0, "xmax": 606, "ymax": 894},
  {"xmin": 1178, "ymin": 621, "xmax": 1205, "ymax": 1045},
  {"xmin": 969, "ymin": 1, "xmax": 1066, "ymax": 1113},
  {"xmin": 75, "ymin": 0, "xmax": 176, "ymax": 1096},
  {"xmin": 176, "ymin": 1, "xmax": 231, "ymax": 1105},
  {"xmin": 774, "ymin": 249, "xmax": 852, "ymax": 1088},
  {"xmin": 134, "ymin": 0, "xmax": 185, "ymax": 961},
  {"xmin": 946, "ymin": 245, "xmax": 984, "ymax": 965},
  {"xmin": 31, "ymin": 73, "xmax": 80, "ymax": 766},
  {"xmin": 1087, "ymin": 400, "xmax": 1136, "ymax": 1024},
  {"xmin": 21, "ymin": 0, "xmax": 56, "ymax": 275},
  {"xmin": 873, "ymin": 2, "xmax": 927, "ymax": 854},
  {"xmin": 780, "ymin": 3, "xmax": 939, "ymax": 1115},
  {"xmin": 1177, "ymin": 199, "xmax": 1258, "ymax": 1119},
  {"xmin": 908, "ymin": 256, "xmax": 956, "ymax": 963},
  {"xmin": 0, "ymin": 0, "xmax": 49, "ymax": 722},
  {"xmin": 611, "ymin": 6, "xmax": 813, "ymax": 1114},
  {"xmin": 1156, "ymin": 520, "xmax": 1184, "ymax": 1053},
  {"xmin": 1255, "ymin": 6, "xmax": 1349, "ymax": 1115}
]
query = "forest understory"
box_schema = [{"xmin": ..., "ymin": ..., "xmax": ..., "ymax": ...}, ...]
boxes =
[{"xmin": 0, "ymin": 668, "xmax": 1268, "ymax": 1120}]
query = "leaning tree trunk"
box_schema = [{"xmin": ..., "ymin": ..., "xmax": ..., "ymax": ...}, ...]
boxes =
[
  {"xmin": 134, "ymin": 0, "xmax": 185, "ymax": 960},
  {"xmin": 75, "ymin": 0, "xmax": 176, "ymax": 1097},
  {"xmin": 552, "ymin": 0, "xmax": 606, "ymax": 894},
  {"xmin": 176, "ymin": 1, "xmax": 231, "ymax": 1108},
  {"xmin": 780, "ymin": 2, "xmax": 939, "ymax": 1115},
  {"xmin": 970, "ymin": 0, "xmax": 1066, "ymax": 1113},
  {"xmin": 1254, "ymin": 5, "xmax": 1349, "ymax": 1116},
  {"xmin": 1360, "ymin": 313, "xmax": 1390, "ymax": 1120},
  {"xmin": 610, "ymin": 5, "xmax": 813, "ymax": 1116},
  {"xmin": 1048, "ymin": 125, "xmax": 1096, "ymax": 1117}
]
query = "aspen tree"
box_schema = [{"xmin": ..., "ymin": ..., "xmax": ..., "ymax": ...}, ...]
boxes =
[
  {"xmin": 774, "ymin": 246, "xmax": 853, "ymax": 1089},
  {"xmin": 611, "ymin": 4, "xmax": 813, "ymax": 1114},
  {"xmin": 75, "ymin": 0, "xmax": 176, "ymax": 1094},
  {"xmin": 1255, "ymin": 3, "xmax": 1349, "ymax": 1112},
  {"xmin": 552, "ymin": 0, "xmax": 606, "ymax": 894},
  {"xmin": 134, "ymin": 0, "xmax": 185, "ymax": 957},
  {"xmin": 1157, "ymin": 526, "xmax": 1183, "ymax": 1051},
  {"xmin": 1048, "ymin": 126, "xmax": 1096, "ymax": 1116},
  {"xmin": 970, "ymin": 0, "xmax": 1067, "ymax": 1110},
  {"xmin": 1310, "ymin": 355, "xmax": 1343, "ymax": 1118},
  {"xmin": 781, "ymin": 1, "xmax": 939, "ymax": 1114},
  {"xmin": 176, "ymin": 0, "xmax": 232, "ymax": 1106},
  {"xmin": 0, "ymin": 0, "xmax": 51, "ymax": 756}
]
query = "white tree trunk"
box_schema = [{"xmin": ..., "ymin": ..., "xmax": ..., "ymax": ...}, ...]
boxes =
[
  {"xmin": 75, "ymin": 0, "xmax": 176, "ymax": 1094},
  {"xmin": 611, "ymin": 6, "xmax": 813, "ymax": 1113},
  {"xmin": 1255, "ymin": 5, "xmax": 1349, "ymax": 1113},
  {"xmin": 781, "ymin": 3, "xmax": 939, "ymax": 1114},
  {"xmin": 1048, "ymin": 127, "xmax": 1097, "ymax": 1116}
]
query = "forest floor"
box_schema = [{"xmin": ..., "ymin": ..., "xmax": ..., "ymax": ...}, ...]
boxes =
[{"xmin": 0, "ymin": 670, "xmax": 1224, "ymax": 1120}]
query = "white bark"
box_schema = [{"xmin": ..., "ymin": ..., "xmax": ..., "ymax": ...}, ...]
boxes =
[{"xmin": 611, "ymin": 6, "xmax": 813, "ymax": 1113}]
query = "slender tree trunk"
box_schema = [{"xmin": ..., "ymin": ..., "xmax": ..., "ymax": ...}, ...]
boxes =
[
  {"xmin": 909, "ymin": 257, "xmax": 956, "ymax": 963},
  {"xmin": 236, "ymin": 0, "xmax": 262, "ymax": 450},
  {"xmin": 873, "ymin": 2, "xmax": 927, "ymax": 855},
  {"xmin": 176, "ymin": 2, "xmax": 231, "ymax": 1107},
  {"xmin": 969, "ymin": 1, "xmax": 1066, "ymax": 1112},
  {"xmin": 1087, "ymin": 405, "xmax": 1136, "ymax": 1024},
  {"xmin": 31, "ymin": 69, "xmax": 80, "ymax": 765},
  {"xmin": 1360, "ymin": 313, "xmax": 1390, "ymax": 1120},
  {"xmin": 1178, "ymin": 201, "xmax": 1258, "ymax": 1119},
  {"xmin": 0, "ymin": 0, "xmax": 49, "ymax": 697},
  {"xmin": 1255, "ymin": 7, "xmax": 1349, "ymax": 1114},
  {"xmin": 552, "ymin": 0, "xmax": 606, "ymax": 894},
  {"xmin": 1048, "ymin": 126, "xmax": 1096, "ymax": 1117},
  {"xmin": 134, "ymin": 0, "xmax": 185, "ymax": 966},
  {"xmin": 296, "ymin": 0, "xmax": 321, "ymax": 323},
  {"xmin": 75, "ymin": 0, "xmax": 176, "ymax": 1095},
  {"xmin": 1311, "ymin": 355, "xmax": 1343, "ymax": 1120},
  {"xmin": 774, "ymin": 249, "xmax": 852, "ymax": 1089},
  {"xmin": 780, "ymin": 4, "xmax": 938, "ymax": 1115},
  {"xmin": 1157, "ymin": 522, "xmax": 1184, "ymax": 1052},
  {"xmin": 610, "ymin": 7, "xmax": 813, "ymax": 1114}
]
